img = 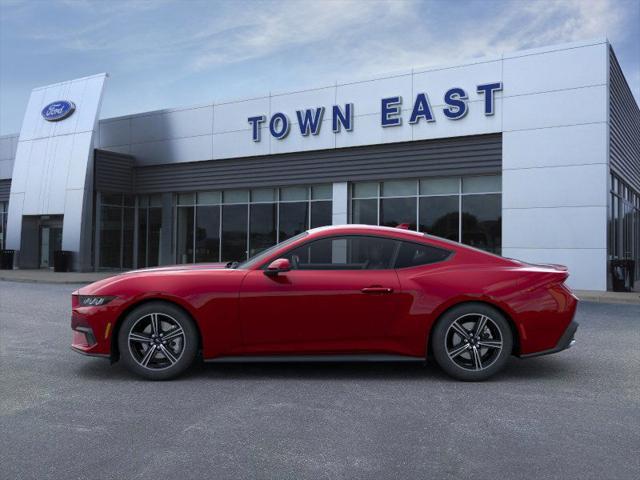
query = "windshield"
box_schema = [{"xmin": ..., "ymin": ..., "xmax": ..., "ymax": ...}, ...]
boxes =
[{"xmin": 236, "ymin": 231, "xmax": 309, "ymax": 269}]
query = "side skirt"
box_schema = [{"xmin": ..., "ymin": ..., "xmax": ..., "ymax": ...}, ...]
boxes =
[{"xmin": 205, "ymin": 354, "xmax": 425, "ymax": 363}]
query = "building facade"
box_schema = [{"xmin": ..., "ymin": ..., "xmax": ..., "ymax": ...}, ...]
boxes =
[{"xmin": 0, "ymin": 39, "xmax": 638, "ymax": 291}]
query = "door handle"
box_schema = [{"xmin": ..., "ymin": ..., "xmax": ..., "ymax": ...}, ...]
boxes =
[{"xmin": 361, "ymin": 286, "xmax": 394, "ymax": 294}]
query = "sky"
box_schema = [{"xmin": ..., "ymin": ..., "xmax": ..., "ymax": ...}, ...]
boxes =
[{"xmin": 0, "ymin": 0, "xmax": 639, "ymax": 135}]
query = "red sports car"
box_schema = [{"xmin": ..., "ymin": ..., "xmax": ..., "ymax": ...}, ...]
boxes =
[{"xmin": 71, "ymin": 225, "xmax": 578, "ymax": 381}]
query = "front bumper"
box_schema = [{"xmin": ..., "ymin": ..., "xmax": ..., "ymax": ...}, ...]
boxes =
[{"xmin": 520, "ymin": 320, "xmax": 579, "ymax": 359}]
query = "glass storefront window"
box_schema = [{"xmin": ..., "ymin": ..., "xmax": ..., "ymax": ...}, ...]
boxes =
[
  {"xmin": 249, "ymin": 203, "xmax": 276, "ymax": 257},
  {"xmin": 176, "ymin": 206, "xmax": 194, "ymax": 264},
  {"xmin": 224, "ymin": 189, "xmax": 248, "ymax": 204},
  {"xmin": 98, "ymin": 193, "xmax": 135, "ymax": 270},
  {"xmin": 353, "ymin": 182, "xmax": 377, "ymax": 198},
  {"xmin": 310, "ymin": 201, "xmax": 332, "ymax": 229},
  {"xmin": 609, "ymin": 173, "xmax": 640, "ymax": 287},
  {"xmin": 312, "ymin": 184, "xmax": 332, "ymax": 200},
  {"xmin": 380, "ymin": 197, "xmax": 416, "ymax": 229},
  {"xmin": 195, "ymin": 205, "xmax": 220, "ymax": 262},
  {"xmin": 280, "ymin": 186, "xmax": 309, "ymax": 201},
  {"xmin": 419, "ymin": 196, "xmax": 459, "ymax": 241},
  {"xmin": 137, "ymin": 194, "xmax": 163, "ymax": 268},
  {"xmin": 462, "ymin": 175, "xmax": 501, "ymax": 193},
  {"xmin": 221, "ymin": 204, "xmax": 248, "ymax": 261},
  {"xmin": 251, "ymin": 188, "xmax": 276, "ymax": 203},
  {"xmin": 279, "ymin": 202, "xmax": 308, "ymax": 241},
  {"xmin": 420, "ymin": 177, "xmax": 459, "ymax": 195},
  {"xmin": 381, "ymin": 179, "xmax": 416, "ymax": 197},
  {"xmin": 351, "ymin": 175, "xmax": 502, "ymax": 254},
  {"xmin": 461, "ymin": 194, "xmax": 502, "ymax": 254},
  {"xmin": 175, "ymin": 184, "xmax": 332, "ymax": 264},
  {"xmin": 352, "ymin": 199, "xmax": 377, "ymax": 225},
  {"xmin": 198, "ymin": 191, "xmax": 221, "ymax": 205}
]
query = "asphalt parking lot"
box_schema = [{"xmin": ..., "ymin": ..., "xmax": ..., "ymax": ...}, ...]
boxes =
[{"xmin": 1, "ymin": 281, "xmax": 639, "ymax": 480}]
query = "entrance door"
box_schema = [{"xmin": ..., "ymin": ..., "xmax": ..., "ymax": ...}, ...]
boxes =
[
  {"xmin": 39, "ymin": 224, "xmax": 62, "ymax": 268},
  {"xmin": 40, "ymin": 227, "xmax": 50, "ymax": 268}
]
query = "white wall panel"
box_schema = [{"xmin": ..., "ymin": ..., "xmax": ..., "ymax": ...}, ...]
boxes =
[
  {"xmin": 214, "ymin": 97, "xmax": 270, "ymax": 134},
  {"xmin": 413, "ymin": 60, "xmax": 502, "ymax": 103},
  {"xmin": 503, "ymin": 123, "xmax": 607, "ymax": 170},
  {"xmin": 0, "ymin": 135, "xmax": 18, "ymax": 160},
  {"xmin": 162, "ymin": 106, "xmax": 213, "ymax": 139},
  {"xmin": 99, "ymin": 118, "xmax": 130, "ymax": 147},
  {"xmin": 502, "ymin": 206, "xmax": 607, "ymax": 249},
  {"xmin": 503, "ymin": 85, "xmax": 607, "ymax": 131},
  {"xmin": 46, "ymin": 134, "xmax": 75, "ymax": 213},
  {"xmin": 66, "ymin": 131, "xmax": 94, "ymax": 190},
  {"xmin": 270, "ymin": 118, "xmax": 335, "ymax": 155},
  {"xmin": 335, "ymin": 113, "xmax": 411, "ymax": 149},
  {"xmin": 412, "ymin": 99, "xmax": 502, "ymax": 141},
  {"xmin": 213, "ymin": 128, "xmax": 270, "ymax": 159},
  {"xmin": 130, "ymin": 114, "xmax": 164, "ymax": 144},
  {"xmin": 20, "ymin": 138, "xmax": 47, "ymax": 215},
  {"xmin": 5, "ymin": 192, "xmax": 24, "ymax": 248},
  {"xmin": 503, "ymin": 44, "xmax": 607, "ymax": 96},
  {"xmin": 270, "ymin": 87, "xmax": 336, "ymax": 117},
  {"xmin": 62, "ymin": 188, "xmax": 85, "ymax": 251},
  {"xmin": 336, "ymin": 73, "xmax": 412, "ymax": 117},
  {"xmin": 503, "ymin": 164, "xmax": 608, "ymax": 209},
  {"xmin": 0, "ymin": 159, "xmax": 13, "ymax": 179},
  {"xmin": 130, "ymin": 135, "xmax": 213, "ymax": 166}
]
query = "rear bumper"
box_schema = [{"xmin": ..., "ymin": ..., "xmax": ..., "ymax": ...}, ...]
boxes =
[{"xmin": 519, "ymin": 320, "xmax": 579, "ymax": 359}]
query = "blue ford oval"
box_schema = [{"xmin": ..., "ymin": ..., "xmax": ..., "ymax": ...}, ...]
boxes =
[{"xmin": 41, "ymin": 101, "xmax": 76, "ymax": 122}]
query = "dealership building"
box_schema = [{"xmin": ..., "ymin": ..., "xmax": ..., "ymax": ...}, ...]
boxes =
[{"xmin": 0, "ymin": 38, "xmax": 638, "ymax": 291}]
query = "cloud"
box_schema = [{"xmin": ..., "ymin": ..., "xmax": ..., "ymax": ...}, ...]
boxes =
[{"xmin": 0, "ymin": 0, "xmax": 637, "ymax": 134}]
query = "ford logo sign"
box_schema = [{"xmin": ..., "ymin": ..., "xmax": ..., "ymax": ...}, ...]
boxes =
[{"xmin": 41, "ymin": 100, "xmax": 76, "ymax": 122}]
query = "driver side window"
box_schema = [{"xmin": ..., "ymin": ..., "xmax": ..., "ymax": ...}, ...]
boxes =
[{"xmin": 284, "ymin": 236, "xmax": 398, "ymax": 270}]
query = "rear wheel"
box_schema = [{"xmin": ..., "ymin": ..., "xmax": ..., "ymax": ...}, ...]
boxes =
[
  {"xmin": 118, "ymin": 302, "xmax": 198, "ymax": 380},
  {"xmin": 431, "ymin": 303, "xmax": 513, "ymax": 381}
]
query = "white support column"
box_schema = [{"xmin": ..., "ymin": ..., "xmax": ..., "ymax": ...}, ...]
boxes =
[{"xmin": 332, "ymin": 182, "xmax": 348, "ymax": 225}]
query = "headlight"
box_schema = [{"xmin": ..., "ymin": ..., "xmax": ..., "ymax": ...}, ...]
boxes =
[{"xmin": 78, "ymin": 295, "xmax": 116, "ymax": 306}]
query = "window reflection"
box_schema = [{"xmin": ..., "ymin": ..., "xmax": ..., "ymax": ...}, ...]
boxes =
[
  {"xmin": 195, "ymin": 205, "xmax": 220, "ymax": 262},
  {"xmin": 461, "ymin": 194, "xmax": 501, "ymax": 254},
  {"xmin": 380, "ymin": 197, "xmax": 416, "ymax": 229},
  {"xmin": 351, "ymin": 176, "xmax": 502, "ymax": 255},
  {"xmin": 419, "ymin": 196, "xmax": 459, "ymax": 241},
  {"xmin": 249, "ymin": 203, "xmax": 276, "ymax": 257},
  {"xmin": 221, "ymin": 204, "xmax": 248, "ymax": 262}
]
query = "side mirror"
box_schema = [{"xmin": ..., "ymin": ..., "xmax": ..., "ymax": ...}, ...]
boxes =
[{"xmin": 264, "ymin": 258, "xmax": 291, "ymax": 276}]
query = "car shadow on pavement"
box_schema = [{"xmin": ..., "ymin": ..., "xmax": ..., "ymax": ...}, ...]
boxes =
[{"xmin": 73, "ymin": 355, "xmax": 575, "ymax": 383}]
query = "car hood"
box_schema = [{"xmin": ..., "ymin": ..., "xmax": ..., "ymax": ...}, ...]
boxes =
[
  {"xmin": 75, "ymin": 262, "xmax": 234, "ymax": 295},
  {"xmin": 126, "ymin": 262, "xmax": 229, "ymax": 274}
]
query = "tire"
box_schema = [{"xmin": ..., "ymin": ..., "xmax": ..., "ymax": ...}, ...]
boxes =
[
  {"xmin": 118, "ymin": 301, "xmax": 198, "ymax": 380},
  {"xmin": 431, "ymin": 303, "xmax": 513, "ymax": 381}
]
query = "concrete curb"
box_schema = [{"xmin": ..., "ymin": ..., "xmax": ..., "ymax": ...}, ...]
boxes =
[
  {"xmin": 0, "ymin": 277, "xmax": 98, "ymax": 285},
  {"xmin": 574, "ymin": 290, "xmax": 640, "ymax": 305}
]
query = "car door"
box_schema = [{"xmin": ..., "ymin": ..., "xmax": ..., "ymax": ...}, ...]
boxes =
[{"xmin": 238, "ymin": 235, "xmax": 403, "ymax": 355}]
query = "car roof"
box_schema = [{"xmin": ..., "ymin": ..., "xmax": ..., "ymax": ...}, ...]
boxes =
[
  {"xmin": 308, "ymin": 224, "xmax": 429, "ymax": 239},
  {"xmin": 309, "ymin": 223, "xmax": 425, "ymax": 237}
]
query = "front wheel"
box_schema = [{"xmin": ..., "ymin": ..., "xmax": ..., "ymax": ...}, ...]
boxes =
[
  {"xmin": 431, "ymin": 303, "xmax": 513, "ymax": 381},
  {"xmin": 118, "ymin": 302, "xmax": 198, "ymax": 380}
]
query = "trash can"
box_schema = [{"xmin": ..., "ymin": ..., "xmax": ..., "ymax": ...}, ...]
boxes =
[
  {"xmin": 0, "ymin": 249, "xmax": 14, "ymax": 270},
  {"xmin": 53, "ymin": 250, "xmax": 72, "ymax": 272},
  {"xmin": 610, "ymin": 259, "xmax": 635, "ymax": 292}
]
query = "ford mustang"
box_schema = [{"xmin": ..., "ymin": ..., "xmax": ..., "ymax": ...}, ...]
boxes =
[{"xmin": 71, "ymin": 225, "xmax": 578, "ymax": 381}]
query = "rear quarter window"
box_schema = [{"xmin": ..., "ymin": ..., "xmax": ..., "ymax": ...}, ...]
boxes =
[{"xmin": 394, "ymin": 241, "xmax": 452, "ymax": 268}]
